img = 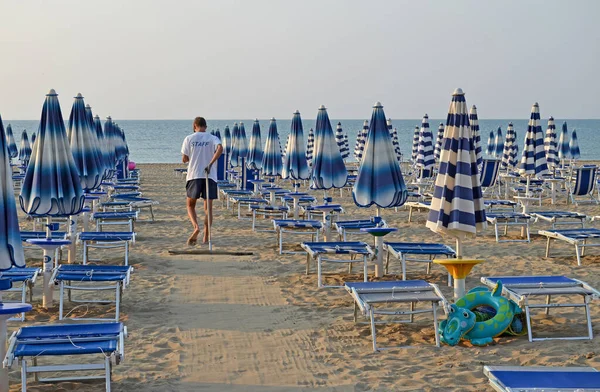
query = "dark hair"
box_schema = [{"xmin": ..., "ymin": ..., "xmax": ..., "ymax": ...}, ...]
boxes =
[{"xmin": 193, "ymin": 117, "xmax": 207, "ymax": 128}]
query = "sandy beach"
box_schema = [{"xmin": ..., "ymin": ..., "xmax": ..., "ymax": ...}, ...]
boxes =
[{"xmin": 10, "ymin": 162, "xmax": 600, "ymax": 391}]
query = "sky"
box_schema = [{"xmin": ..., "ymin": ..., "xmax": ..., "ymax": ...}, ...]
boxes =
[{"xmin": 1, "ymin": 0, "xmax": 599, "ymax": 120}]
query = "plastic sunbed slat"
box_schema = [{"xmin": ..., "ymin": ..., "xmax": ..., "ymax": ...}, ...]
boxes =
[
  {"xmin": 490, "ymin": 369, "xmax": 600, "ymax": 389},
  {"xmin": 383, "ymin": 242, "xmax": 455, "ymax": 255},
  {"xmin": 303, "ymin": 242, "xmax": 372, "ymax": 255},
  {"xmin": 20, "ymin": 231, "xmax": 67, "ymax": 240},
  {"xmin": 484, "ymin": 276, "xmax": 575, "ymax": 286},
  {"xmin": 15, "ymin": 340, "xmax": 118, "ymax": 357},
  {"xmin": 56, "ymin": 273, "xmax": 128, "ymax": 281},
  {"xmin": 79, "ymin": 232, "xmax": 134, "ymax": 241},
  {"xmin": 345, "ymin": 280, "xmax": 431, "ymax": 292},
  {"xmin": 16, "ymin": 322, "xmax": 123, "ymax": 340}
]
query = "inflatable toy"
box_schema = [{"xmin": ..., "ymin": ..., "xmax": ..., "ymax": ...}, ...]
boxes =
[{"xmin": 128, "ymin": 161, "xmax": 136, "ymax": 170}]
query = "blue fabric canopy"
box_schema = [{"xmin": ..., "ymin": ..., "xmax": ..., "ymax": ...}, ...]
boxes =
[
  {"xmin": 262, "ymin": 118, "xmax": 283, "ymax": 177},
  {"xmin": 335, "ymin": 122, "xmax": 349, "ymax": 160},
  {"xmin": 469, "ymin": 105, "xmax": 483, "ymax": 167},
  {"xmin": 306, "ymin": 127, "xmax": 314, "ymax": 167},
  {"xmin": 353, "ymin": 102, "xmax": 407, "ymax": 208},
  {"xmin": 570, "ymin": 129, "xmax": 581, "ymax": 160},
  {"xmin": 310, "ymin": 105, "xmax": 347, "ymax": 190},
  {"xmin": 501, "ymin": 122, "xmax": 519, "ymax": 169},
  {"xmin": 411, "ymin": 126, "xmax": 419, "ymax": 162},
  {"xmin": 434, "ymin": 122, "xmax": 444, "ymax": 163},
  {"xmin": 247, "ymin": 119, "xmax": 263, "ymax": 170},
  {"xmin": 353, "ymin": 120, "xmax": 368, "ymax": 163},
  {"xmin": 415, "ymin": 114, "xmax": 435, "ymax": 175},
  {"xmin": 487, "ymin": 130, "xmax": 495, "ymax": 156},
  {"xmin": 19, "ymin": 130, "xmax": 31, "ymax": 165},
  {"xmin": 282, "ymin": 111, "xmax": 310, "ymax": 180},
  {"xmin": 494, "ymin": 127, "xmax": 504, "ymax": 158},
  {"xmin": 20, "ymin": 89, "xmax": 85, "ymax": 217},
  {"xmin": 5, "ymin": 124, "xmax": 18, "ymax": 159},
  {"xmin": 544, "ymin": 116, "xmax": 558, "ymax": 168},
  {"xmin": 214, "ymin": 129, "xmax": 221, "ymax": 140},
  {"xmin": 31, "ymin": 133, "xmax": 36, "ymax": 145},
  {"xmin": 518, "ymin": 102, "xmax": 548, "ymax": 178},
  {"xmin": 222, "ymin": 125, "xmax": 232, "ymax": 156},
  {"xmin": 387, "ymin": 118, "xmax": 402, "ymax": 162},
  {"xmin": 558, "ymin": 121, "xmax": 570, "ymax": 161},
  {"xmin": 230, "ymin": 122, "xmax": 249, "ymax": 168}
]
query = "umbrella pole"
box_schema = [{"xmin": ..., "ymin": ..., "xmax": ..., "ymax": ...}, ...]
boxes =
[
  {"xmin": 323, "ymin": 190, "xmax": 331, "ymax": 242},
  {"xmin": 374, "ymin": 207, "xmax": 384, "ymax": 278},
  {"xmin": 67, "ymin": 215, "xmax": 77, "ymax": 263},
  {"xmin": 454, "ymin": 237, "xmax": 465, "ymax": 298},
  {"xmin": 206, "ymin": 170, "xmax": 212, "ymax": 252}
]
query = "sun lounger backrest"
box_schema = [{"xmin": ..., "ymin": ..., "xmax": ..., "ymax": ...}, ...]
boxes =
[
  {"xmin": 480, "ymin": 159, "xmax": 501, "ymax": 188},
  {"xmin": 573, "ymin": 166, "xmax": 597, "ymax": 196}
]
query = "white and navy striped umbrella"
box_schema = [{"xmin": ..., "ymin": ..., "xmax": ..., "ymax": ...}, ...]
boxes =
[
  {"xmin": 306, "ymin": 127, "xmax": 314, "ymax": 167},
  {"xmin": 103, "ymin": 117, "xmax": 118, "ymax": 171},
  {"xmin": 426, "ymin": 88, "xmax": 486, "ymax": 240},
  {"xmin": 570, "ymin": 129, "xmax": 581, "ymax": 160},
  {"xmin": 246, "ymin": 119, "xmax": 263, "ymax": 170},
  {"xmin": 0, "ymin": 117, "xmax": 25, "ymax": 269},
  {"xmin": 85, "ymin": 105, "xmax": 105, "ymax": 174},
  {"xmin": 114, "ymin": 124, "xmax": 129, "ymax": 162},
  {"xmin": 343, "ymin": 134, "xmax": 349, "ymax": 159},
  {"xmin": 310, "ymin": 105, "xmax": 347, "ymax": 190},
  {"xmin": 19, "ymin": 130, "xmax": 31, "ymax": 165},
  {"xmin": 262, "ymin": 118, "xmax": 283, "ymax": 177},
  {"xmin": 353, "ymin": 120, "xmax": 368, "ymax": 162},
  {"xmin": 434, "ymin": 122, "xmax": 444, "ymax": 163},
  {"xmin": 20, "ymin": 89, "xmax": 85, "ymax": 217},
  {"xmin": 5, "ymin": 124, "xmax": 17, "ymax": 159},
  {"xmin": 335, "ymin": 122, "xmax": 349, "ymax": 160},
  {"xmin": 494, "ymin": 127, "xmax": 504, "ymax": 158},
  {"xmin": 67, "ymin": 93, "xmax": 104, "ymax": 191},
  {"xmin": 518, "ymin": 102, "xmax": 548, "ymax": 178},
  {"xmin": 282, "ymin": 110, "xmax": 310, "ymax": 180},
  {"xmin": 222, "ymin": 125, "xmax": 232, "ymax": 156},
  {"xmin": 411, "ymin": 126, "xmax": 419, "ymax": 162},
  {"xmin": 486, "ymin": 130, "xmax": 495, "ymax": 156},
  {"xmin": 353, "ymin": 102, "xmax": 407, "ymax": 208},
  {"xmin": 387, "ymin": 118, "xmax": 402, "ymax": 162},
  {"xmin": 544, "ymin": 116, "xmax": 558, "ymax": 168},
  {"xmin": 31, "ymin": 133, "xmax": 36, "ymax": 146},
  {"xmin": 214, "ymin": 129, "xmax": 221, "ymax": 140},
  {"xmin": 469, "ymin": 105, "xmax": 483, "ymax": 166},
  {"xmin": 230, "ymin": 122, "xmax": 248, "ymax": 167},
  {"xmin": 415, "ymin": 114, "xmax": 435, "ymax": 175},
  {"xmin": 501, "ymin": 122, "xmax": 518, "ymax": 170},
  {"xmin": 93, "ymin": 115, "xmax": 112, "ymax": 180},
  {"xmin": 558, "ymin": 121, "xmax": 570, "ymax": 161}
]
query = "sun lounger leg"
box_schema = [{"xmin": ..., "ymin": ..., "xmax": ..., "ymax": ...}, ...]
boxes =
[
  {"xmin": 575, "ymin": 244, "xmax": 582, "ymax": 266},
  {"xmin": 385, "ymin": 252, "xmax": 389, "ymax": 275},
  {"xmin": 59, "ymin": 282, "xmax": 64, "ymax": 320},
  {"xmin": 586, "ymin": 302, "xmax": 594, "ymax": 339},
  {"xmin": 83, "ymin": 242, "xmax": 88, "ymax": 265},
  {"xmin": 370, "ymin": 309, "xmax": 377, "ymax": 352},
  {"xmin": 305, "ymin": 254, "xmax": 310, "ymax": 275},
  {"xmin": 582, "ymin": 240, "xmax": 586, "ymax": 256},
  {"xmin": 410, "ymin": 302, "xmax": 414, "ymax": 322},
  {"xmin": 545, "ymin": 237, "xmax": 551, "ymax": 258},
  {"xmin": 105, "ymin": 356, "xmax": 111, "ymax": 392},
  {"xmin": 116, "ymin": 281, "xmax": 121, "ymax": 321},
  {"xmin": 363, "ymin": 255, "xmax": 368, "ymax": 282},
  {"xmin": 545, "ymin": 295, "xmax": 551, "ymax": 315},
  {"xmin": 353, "ymin": 302, "xmax": 358, "ymax": 323},
  {"xmin": 21, "ymin": 359, "xmax": 27, "ymax": 392},
  {"xmin": 125, "ymin": 241, "xmax": 129, "ymax": 266},
  {"xmin": 494, "ymin": 224, "xmax": 499, "ymax": 243},
  {"xmin": 408, "ymin": 207, "xmax": 413, "ymax": 223},
  {"xmin": 525, "ymin": 306, "xmax": 534, "ymax": 342},
  {"xmin": 278, "ymin": 230, "xmax": 283, "ymax": 255},
  {"xmin": 402, "ymin": 256, "xmax": 407, "ymax": 281},
  {"xmin": 432, "ymin": 302, "xmax": 440, "ymax": 347},
  {"xmin": 317, "ymin": 256, "xmax": 323, "ymax": 288}
]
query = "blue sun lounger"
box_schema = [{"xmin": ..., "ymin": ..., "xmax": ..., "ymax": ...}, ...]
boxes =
[
  {"xmin": 251, "ymin": 205, "xmax": 288, "ymax": 231},
  {"xmin": 79, "ymin": 232, "xmax": 136, "ymax": 265},
  {"xmin": 334, "ymin": 219, "xmax": 388, "ymax": 241},
  {"xmin": 484, "ymin": 199, "xmax": 517, "ymax": 212},
  {"xmin": 273, "ymin": 220, "xmax": 322, "ymax": 255},
  {"xmin": 405, "ymin": 201, "xmax": 431, "ymax": 222},
  {"xmin": 0, "ymin": 267, "xmax": 41, "ymax": 321},
  {"xmin": 383, "ymin": 242, "xmax": 455, "ymax": 284},
  {"xmin": 93, "ymin": 211, "xmax": 138, "ymax": 232},
  {"xmin": 486, "ymin": 212, "xmax": 531, "ymax": 243},
  {"xmin": 538, "ymin": 228, "xmax": 600, "ymax": 266},
  {"xmin": 531, "ymin": 210, "xmax": 587, "ymax": 228},
  {"xmin": 51, "ymin": 265, "xmax": 133, "ymax": 321},
  {"xmin": 480, "ymin": 275, "xmax": 600, "ymax": 342},
  {"xmin": 3, "ymin": 322, "xmax": 127, "ymax": 392},
  {"xmin": 483, "ymin": 365, "xmax": 600, "ymax": 391},
  {"xmin": 303, "ymin": 204, "xmax": 344, "ymax": 221},
  {"xmin": 302, "ymin": 242, "xmax": 374, "ymax": 288},
  {"xmin": 231, "ymin": 197, "xmax": 268, "ymax": 220},
  {"xmin": 344, "ymin": 280, "xmax": 447, "ymax": 351}
]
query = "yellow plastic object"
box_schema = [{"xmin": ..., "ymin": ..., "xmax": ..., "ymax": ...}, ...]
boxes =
[{"xmin": 433, "ymin": 258, "xmax": 484, "ymax": 280}]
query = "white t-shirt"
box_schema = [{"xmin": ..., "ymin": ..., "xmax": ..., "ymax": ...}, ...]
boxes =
[{"xmin": 181, "ymin": 132, "xmax": 222, "ymax": 181}]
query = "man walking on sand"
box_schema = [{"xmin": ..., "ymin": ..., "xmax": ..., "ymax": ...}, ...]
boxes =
[{"xmin": 181, "ymin": 117, "xmax": 223, "ymax": 246}]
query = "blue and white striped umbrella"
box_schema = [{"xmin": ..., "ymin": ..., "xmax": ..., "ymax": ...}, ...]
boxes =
[
  {"xmin": 570, "ymin": 129, "xmax": 581, "ymax": 160},
  {"xmin": 31, "ymin": 133, "xmax": 36, "ymax": 146},
  {"xmin": 411, "ymin": 126, "xmax": 419, "ymax": 162},
  {"xmin": 343, "ymin": 134, "xmax": 350, "ymax": 159},
  {"xmin": 262, "ymin": 118, "xmax": 283, "ymax": 177},
  {"xmin": 283, "ymin": 110, "xmax": 310, "ymax": 180},
  {"xmin": 494, "ymin": 127, "xmax": 504, "ymax": 158},
  {"xmin": 469, "ymin": 105, "xmax": 483, "ymax": 166},
  {"xmin": 214, "ymin": 129, "xmax": 221, "ymax": 140},
  {"xmin": 353, "ymin": 102, "xmax": 407, "ymax": 208},
  {"xmin": 544, "ymin": 116, "xmax": 558, "ymax": 168},
  {"xmin": 518, "ymin": 102, "xmax": 548, "ymax": 178},
  {"xmin": 558, "ymin": 121, "xmax": 570, "ymax": 161},
  {"xmin": 434, "ymin": 122, "xmax": 444, "ymax": 163},
  {"xmin": 103, "ymin": 117, "xmax": 118, "ymax": 171},
  {"xmin": 0, "ymin": 117, "xmax": 25, "ymax": 269},
  {"xmin": 5, "ymin": 124, "xmax": 18, "ymax": 159},
  {"xmin": 501, "ymin": 122, "xmax": 519, "ymax": 169},
  {"xmin": 306, "ymin": 127, "xmax": 314, "ymax": 167},
  {"xmin": 387, "ymin": 118, "xmax": 402, "ymax": 162},
  {"xmin": 113, "ymin": 124, "xmax": 128, "ymax": 162},
  {"xmin": 415, "ymin": 114, "xmax": 435, "ymax": 175},
  {"xmin": 93, "ymin": 115, "xmax": 111, "ymax": 179},
  {"xmin": 486, "ymin": 130, "xmax": 495, "ymax": 156},
  {"xmin": 20, "ymin": 89, "xmax": 85, "ymax": 217},
  {"xmin": 19, "ymin": 130, "xmax": 31, "ymax": 165},
  {"xmin": 67, "ymin": 93, "xmax": 104, "ymax": 191},
  {"xmin": 354, "ymin": 120, "xmax": 368, "ymax": 163},
  {"xmin": 222, "ymin": 125, "xmax": 232, "ymax": 156},
  {"xmin": 335, "ymin": 122, "xmax": 350, "ymax": 160},
  {"xmin": 310, "ymin": 105, "xmax": 347, "ymax": 190},
  {"xmin": 231, "ymin": 122, "xmax": 249, "ymax": 168},
  {"xmin": 426, "ymin": 88, "xmax": 486, "ymax": 242},
  {"xmin": 246, "ymin": 119, "xmax": 263, "ymax": 170}
]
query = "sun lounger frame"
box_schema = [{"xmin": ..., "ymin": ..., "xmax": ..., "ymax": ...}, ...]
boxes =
[
  {"xmin": 93, "ymin": 211, "xmax": 138, "ymax": 232},
  {"xmin": 483, "ymin": 365, "xmax": 600, "ymax": 392},
  {"xmin": 334, "ymin": 219, "xmax": 388, "ymax": 242},
  {"xmin": 0, "ymin": 267, "xmax": 41, "ymax": 321},
  {"xmin": 251, "ymin": 206, "xmax": 288, "ymax": 232},
  {"xmin": 531, "ymin": 211, "xmax": 587, "ymax": 229},
  {"xmin": 273, "ymin": 220, "xmax": 322, "ymax": 255},
  {"xmin": 79, "ymin": 232, "xmax": 136, "ymax": 266},
  {"xmin": 383, "ymin": 242, "xmax": 455, "ymax": 285},
  {"xmin": 486, "ymin": 212, "xmax": 531, "ymax": 243},
  {"xmin": 405, "ymin": 201, "xmax": 431, "ymax": 223},
  {"xmin": 538, "ymin": 228, "xmax": 600, "ymax": 266},
  {"xmin": 303, "ymin": 242, "xmax": 374, "ymax": 288}
]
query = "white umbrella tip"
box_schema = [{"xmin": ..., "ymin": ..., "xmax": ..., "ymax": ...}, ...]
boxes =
[
  {"xmin": 76, "ymin": 93, "xmax": 83, "ymax": 98},
  {"xmin": 270, "ymin": 117, "xmax": 276, "ymax": 121},
  {"xmin": 423, "ymin": 113, "xmax": 429, "ymax": 118},
  {"xmin": 453, "ymin": 88, "xmax": 464, "ymax": 95},
  {"xmin": 534, "ymin": 102, "xmax": 539, "ymax": 106},
  {"xmin": 363, "ymin": 120, "xmax": 369, "ymax": 126},
  {"xmin": 373, "ymin": 101, "xmax": 383, "ymax": 107},
  {"xmin": 337, "ymin": 122, "xmax": 341, "ymax": 127},
  {"xmin": 294, "ymin": 110, "xmax": 300, "ymax": 114},
  {"xmin": 549, "ymin": 116, "xmax": 554, "ymax": 121},
  {"xmin": 318, "ymin": 105, "xmax": 326, "ymax": 110},
  {"xmin": 254, "ymin": 118, "xmax": 259, "ymax": 122},
  {"xmin": 85, "ymin": 104, "xmax": 91, "ymax": 108},
  {"xmin": 47, "ymin": 89, "xmax": 57, "ymax": 95}
]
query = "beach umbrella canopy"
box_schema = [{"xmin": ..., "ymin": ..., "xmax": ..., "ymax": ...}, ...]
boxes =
[
  {"xmin": 214, "ymin": 129, "xmax": 221, "ymax": 140},
  {"xmin": 501, "ymin": 122, "xmax": 519, "ymax": 170},
  {"xmin": 411, "ymin": 126, "xmax": 419, "ymax": 162},
  {"xmin": 387, "ymin": 118, "xmax": 402, "ymax": 162},
  {"xmin": 20, "ymin": 89, "xmax": 85, "ymax": 217},
  {"xmin": 494, "ymin": 127, "xmax": 504, "ymax": 158},
  {"xmin": 222, "ymin": 125, "xmax": 232, "ymax": 155},
  {"xmin": 353, "ymin": 101, "xmax": 408, "ymax": 208},
  {"xmin": 518, "ymin": 102, "xmax": 549, "ymax": 178},
  {"xmin": 93, "ymin": 114, "xmax": 111, "ymax": 179},
  {"xmin": 230, "ymin": 122, "xmax": 248, "ymax": 167},
  {"xmin": 112, "ymin": 124, "xmax": 128, "ymax": 162},
  {"xmin": 570, "ymin": 129, "xmax": 581, "ymax": 160},
  {"xmin": 31, "ymin": 133, "xmax": 36, "ymax": 145},
  {"xmin": 0, "ymin": 117, "xmax": 26, "ymax": 269},
  {"xmin": 246, "ymin": 119, "xmax": 263, "ymax": 170},
  {"xmin": 415, "ymin": 114, "xmax": 435, "ymax": 175},
  {"xmin": 544, "ymin": 116, "xmax": 558, "ymax": 168},
  {"xmin": 67, "ymin": 93, "xmax": 104, "ymax": 191},
  {"xmin": 335, "ymin": 122, "xmax": 350, "ymax": 160},
  {"xmin": 558, "ymin": 121, "xmax": 570, "ymax": 161},
  {"xmin": 486, "ymin": 130, "xmax": 495, "ymax": 156},
  {"xmin": 306, "ymin": 127, "xmax": 314, "ymax": 167},
  {"xmin": 310, "ymin": 105, "xmax": 347, "ymax": 190},
  {"xmin": 5, "ymin": 124, "xmax": 18, "ymax": 159},
  {"xmin": 469, "ymin": 105, "xmax": 483, "ymax": 166},
  {"xmin": 354, "ymin": 120, "xmax": 368, "ymax": 163},
  {"xmin": 19, "ymin": 130, "xmax": 31, "ymax": 164},
  {"xmin": 434, "ymin": 122, "xmax": 444, "ymax": 163},
  {"xmin": 426, "ymin": 88, "xmax": 486, "ymax": 242},
  {"xmin": 262, "ymin": 118, "xmax": 283, "ymax": 177},
  {"xmin": 102, "ymin": 116, "xmax": 118, "ymax": 170},
  {"xmin": 282, "ymin": 111, "xmax": 310, "ymax": 180}
]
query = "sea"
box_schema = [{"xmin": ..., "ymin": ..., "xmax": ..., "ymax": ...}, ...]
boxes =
[{"xmin": 4, "ymin": 119, "xmax": 599, "ymax": 164}]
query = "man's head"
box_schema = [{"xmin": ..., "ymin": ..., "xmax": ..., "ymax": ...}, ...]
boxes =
[{"xmin": 193, "ymin": 117, "xmax": 207, "ymax": 132}]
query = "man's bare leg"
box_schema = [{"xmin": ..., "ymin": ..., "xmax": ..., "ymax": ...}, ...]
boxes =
[
  {"xmin": 187, "ymin": 197, "xmax": 201, "ymax": 245},
  {"xmin": 203, "ymin": 198, "xmax": 213, "ymax": 244}
]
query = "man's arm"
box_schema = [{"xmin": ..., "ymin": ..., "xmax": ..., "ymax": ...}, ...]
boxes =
[
  {"xmin": 182, "ymin": 154, "xmax": 190, "ymax": 164},
  {"xmin": 204, "ymin": 144, "xmax": 223, "ymax": 172}
]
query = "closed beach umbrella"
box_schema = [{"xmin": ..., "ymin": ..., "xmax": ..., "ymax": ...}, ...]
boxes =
[
  {"xmin": 19, "ymin": 130, "xmax": 31, "ymax": 165},
  {"xmin": 487, "ymin": 130, "xmax": 495, "ymax": 156},
  {"xmin": 501, "ymin": 122, "xmax": 518, "ymax": 170},
  {"xmin": 426, "ymin": 89, "xmax": 486, "ymax": 297},
  {"xmin": 85, "ymin": 105, "xmax": 105, "ymax": 174},
  {"xmin": 335, "ymin": 123, "xmax": 350, "ymax": 160},
  {"xmin": 415, "ymin": 114, "xmax": 435, "ymax": 177},
  {"xmin": 229, "ymin": 123, "xmax": 245, "ymax": 167},
  {"xmin": 570, "ymin": 129, "xmax": 580, "ymax": 160},
  {"xmin": 103, "ymin": 117, "xmax": 117, "ymax": 171},
  {"xmin": 558, "ymin": 121, "xmax": 570, "ymax": 163},
  {"xmin": 262, "ymin": 118, "xmax": 283, "ymax": 177},
  {"xmin": 434, "ymin": 122, "xmax": 444, "ymax": 163},
  {"xmin": 94, "ymin": 115, "xmax": 112, "ymax": 179},
  {"xmin": 494, "ymin": 127, "xmax": 504, "ymax": 158},
  {"xmin": 67, "ymin": 93, "xmax": 104, "ymax": 191},
  {"xmin": 544, "ymin": 116, "xmax": 558, "ymax": 168},
  {"xmin": 354, "ymin": 120, "xmax": 369, "ymax": 163},
  {"xmin": 306, "ymin": 127, "xmax": 314, "ymax": 167},
  {"xmin": 310, "ymin": 105, "xmax": 347, "ymax": 190},
  {"xmin": 469, "ymin": 105, "xmax": 483, "ymax": 166},
  {"xmin": 5, "ymin": 124, "xmax": 17, "ymax": 159},
  {"xmin": 31, "ymin": 133, "xmax": 36, "ymax": 145},
  {"xmin": 387, "ymin": 118, "xmax": 402, "ymax": 162},
  {"xmin": 214, "ymin": 129, "xmax": 221, "ymax": 140},
  {"xmin": 519, "ymin": 102, "xmax": 549, "ymax": 198},
  {"xmin": 0, "ymin": 117, "xmax": 25, "ymax": 269},
  {"xmin": 282, "ymin": 110, "xmax": 310, "ymax": 180},
  {"xmin": 246, "ymin": 119, "xmax": 263, "ymax": 170},
  {"xmin": 411, "ymin": 126, "xmax": 419, "ymax": 162},
  {"xmin": 223, "ymin": 125, "xmax": 232, "ymax": 155}
]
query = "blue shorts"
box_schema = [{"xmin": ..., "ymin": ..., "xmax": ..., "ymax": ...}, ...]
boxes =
[{"xmin": 186, "ymin": 179, "xmax": 218, "ymax": 200}]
